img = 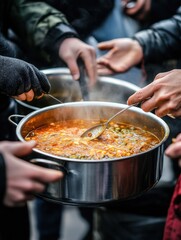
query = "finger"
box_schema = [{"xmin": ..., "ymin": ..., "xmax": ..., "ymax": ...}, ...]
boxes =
[
  {"xmin": 16, "ymin": 180, "xmax": 46, "ymax": 193},
  {"xmin": 175, "ymin": 134, "xmax": 181, "ymax": 141},
  {"xmin": 13, "ymin": 93, "xmax": 27, "ymax": 101},
  {"xmin": 165, "ymin": 142, "xmax": 181, "ymax": 158},
  {"xmin": 154, "ymin": 104, "xmax": 171, "ymax": 118},
  {"xmin": 154, "ymin": 98, "xmax": 181, "ymax": 118},
  {"xmin": 33, "ymin": 167, "xmax": 63, "ymax": 183},
  {"xmin": 166, "ymin": 108, "xmax": 181, "ymax": 118},
  {"xmin": 127, "ymin": 84, "xmax": 154, "ymax": 105},
  {"xmin": 97, "ymin": 57, "xmax": 110, "ymax": 65},
  {"xmin": 97, "ymin": 64, "xmax": 115, "ymax": 75},
  {"xmin": 5, "ymin": 141, "xmax": 37, "ymax": 156},
  {"xmin": 4, "ymin": 199, "xmax": 27, "ymax": 207},
  {"xmin": 65, "ymin": 57, "xmax": 80, "ymax": 80},
  {"xmin": 97, "ymin": 41, "xmax": 115, "ymax": 51},
  {"xmin": 24, "ymin": 90, "xmax": 35, "ymax": 102},
  {"xmin": 80, "ymin": 54, "xmax": 97, "ymax": 86},
  {"xmin": 3, "ymin": 190, "xmax": 36, "ymax": 207},
  {"xmin": 3, "ymin": 190, "xmax": 29, "ymax": 207},
  {"xmin": 154, "ymin": 70, "xmax": 173, "ymax": 80},
  {"xmin": 140, "ymin": 98, "xmax": 160, "ymax": 113}
]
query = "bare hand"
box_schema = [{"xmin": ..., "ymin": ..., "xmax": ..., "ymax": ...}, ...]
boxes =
[
  {"xmin": 127, "ymin": 69, "xmax": 181, "ymax": 118},
  {"xmin": 59, "ymin": 38, "xmax": 97, "ymax": 86},
  {"xmin": 97, "ymin": 38, "xmax": 143, "ymax": 75},
  {"xmin": 0, "ymin": 141, "xmax": 63, "ymax": 207}
]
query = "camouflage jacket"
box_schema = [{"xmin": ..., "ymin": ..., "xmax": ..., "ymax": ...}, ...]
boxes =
[{"xmin": 8, "ymin": 0, "xmax": 78, "ymax": 62}]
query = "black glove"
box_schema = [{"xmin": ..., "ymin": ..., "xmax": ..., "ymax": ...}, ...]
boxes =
[
  {"xmin": 0, "ymin": 33, "xmax": 16, "ymax": 58},
  {"xmin": 0, "ymin": 55, "xmax": 51, "ymax": 97}
]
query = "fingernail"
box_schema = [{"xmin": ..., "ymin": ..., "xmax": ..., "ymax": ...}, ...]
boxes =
[{"xmin": 72, "ymin": 73, "xmax": 80, "ymax": 81}]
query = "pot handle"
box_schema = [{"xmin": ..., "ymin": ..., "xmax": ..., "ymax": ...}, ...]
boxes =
[
  {"xmin": 30, "ymin": 158, "xmax": 67, "ymax": 174},
  {"xmin": 8, "ymin": 114, "xmax": 25, "ymax": 126}
]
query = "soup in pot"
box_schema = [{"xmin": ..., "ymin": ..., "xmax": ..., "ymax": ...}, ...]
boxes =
[{"xmin": 25, "ymin": 119, "xmax": 160, "ymax": 160}]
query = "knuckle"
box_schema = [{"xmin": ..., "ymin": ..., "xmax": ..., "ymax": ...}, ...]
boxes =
[
  {"xmin": 135, "ymin": 90, "xmax": 145, "ymax": 101},
  {"xmin": 13, "ymin": 193, "xmax": 25, "ymax": 203},
  {"xmin": 167, "ymin": 102, "xmax": 179, "ymax": 112}
]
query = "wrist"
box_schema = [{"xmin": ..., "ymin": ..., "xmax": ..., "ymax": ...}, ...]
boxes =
[
  {"xmin": 132, "ymin": 39, "xmax": 144, "ymax": 64},
  {"xmin": 43, "ymin": 23, "xmax": 79, "ymax": 63}
]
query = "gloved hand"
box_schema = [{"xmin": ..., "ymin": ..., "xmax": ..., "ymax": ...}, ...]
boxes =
[{"xmin": 0, "ymin": 55, "xmax": 51, "ymax": 98}]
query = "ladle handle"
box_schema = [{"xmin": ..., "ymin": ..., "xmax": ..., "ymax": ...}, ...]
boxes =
[
  {"xmin": 107, "ymin": 104, "xmax": 137, "ymax": 124},
  {"xmin": 47, "ymin": 94, "xmax": 63, "ymax": 104},
  {"xmin": 78, "ymin": 60, "xmax": 90, "ymax": 101}
]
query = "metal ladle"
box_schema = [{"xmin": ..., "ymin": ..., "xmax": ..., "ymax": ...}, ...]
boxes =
[
  {"xmin": 47, "ymin": 93, "xmax": 63, "ymax": 103},
  {"xmin": 81, "ymin": 104, "xmax": 138, "ymax": 140}
]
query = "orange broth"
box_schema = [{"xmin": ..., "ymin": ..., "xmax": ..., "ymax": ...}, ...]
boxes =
[{"xmin": 25, "ymin": 119, "xmax": 160, "ymax": 160}]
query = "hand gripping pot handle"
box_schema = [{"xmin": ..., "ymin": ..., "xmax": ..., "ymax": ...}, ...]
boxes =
[{"xmin": 30, "ymin": 159, "xmax": 67, "ymax": 174}]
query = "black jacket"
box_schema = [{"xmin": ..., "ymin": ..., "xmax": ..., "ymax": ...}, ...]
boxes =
[{"xmin": 134, "ymin": 6, "xmax": 181, "ymax": 63}]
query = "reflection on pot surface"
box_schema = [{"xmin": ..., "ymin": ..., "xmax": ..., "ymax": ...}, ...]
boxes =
[{"xmin": 14, "ymin": 102, "xmax": 169, "ymax": 206}]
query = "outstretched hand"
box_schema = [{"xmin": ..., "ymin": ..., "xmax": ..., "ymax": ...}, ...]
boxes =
[{"xmin": 97, "ymin": 38, "xmax": 143, "ymax": 75}]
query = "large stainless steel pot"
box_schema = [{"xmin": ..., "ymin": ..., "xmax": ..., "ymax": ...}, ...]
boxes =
[
  {"xmin": 16, "ymin": 67, "xmax": 140, "ymax": 113},
  {"xmin": 10, "ymin": 101, "xmax": 169, "ymax": 206}
]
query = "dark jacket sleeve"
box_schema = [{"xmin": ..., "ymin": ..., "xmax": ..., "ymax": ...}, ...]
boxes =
[
  {"xmin": 133, "ymin": 6, "xmax": 181, "ymax": 63},
  {"xmin": 42, "ymin": 23, "xmax": 79, "ymax": 63},
  {"xmin": 44, "ymin": 0, "xmax": 114, "ymax": 39},
  {"xmin": 10, "ymin": 0, "xmax": 79, "ymax": 63},
  {"xmin": 0, "ymin": 153, "xmax": 6, "ymax": 204}
]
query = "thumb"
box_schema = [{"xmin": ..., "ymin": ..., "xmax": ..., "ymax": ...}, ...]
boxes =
[{"xmin": 8, "ymin": 141, "xmax": 37, "ymax": 157}]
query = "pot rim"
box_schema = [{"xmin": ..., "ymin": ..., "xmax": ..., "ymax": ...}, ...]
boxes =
[
  {"xmin": 16, "ymin": 101, "xmax": 170, "ymax": 163},
  {"xmin": 41, "ymin": 67, "xmax": 141, "ymax": 91},
  {"xmin": 15, "ymin": 67, "xmax": 141, "ymax": 111}
]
